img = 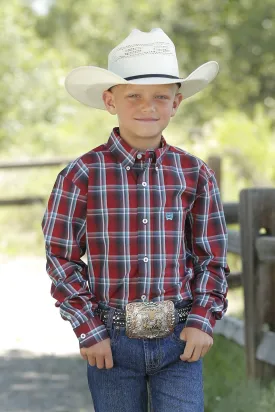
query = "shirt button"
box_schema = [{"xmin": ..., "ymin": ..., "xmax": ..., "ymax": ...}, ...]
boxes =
[
  {"xmin": 126, "ymin": 166, "xmax": 131, "ymax": 170},
  {"xmin": 137, "ymin": 153, "xmax": 142, "ymax": 159},
  {"xmin": 142, "ymin": 182, "xmax": 147, "ymax": 187},
  {"xmin": 80, "ymin": 333, "xmax": 86, "ymax": 339},
  {"xmin": 155, "ymin": 166, "xmax": 159, "ymax": 171},
  {"xmin": 143, "ymin": 257, "xmax": 149, "ymax": 262},
  {"xmin": 142, "ymin": 219, "xmax": 148, "ymax": 224}
]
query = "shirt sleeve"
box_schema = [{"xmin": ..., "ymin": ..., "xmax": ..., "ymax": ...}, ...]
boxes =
[
  {"xmin": 184, "ymin": 168, "xmax": 230, "ymax": 338},
  {"xmin": 41, "ymin": 173, "xmax": 108, "ymax": 348}
]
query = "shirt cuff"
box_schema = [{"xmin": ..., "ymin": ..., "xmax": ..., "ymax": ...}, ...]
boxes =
[
  {"xmin": 185, "ymin": 305, "xmax": 217, "ymax": 338},
  {"xmin": 73, "ymin": 315, "xmax": 109, "ymax": 348}
]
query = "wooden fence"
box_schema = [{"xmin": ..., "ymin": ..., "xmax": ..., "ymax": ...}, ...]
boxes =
[{"xmin": 1, "ymin": 155, "xmax": 275, "ymax": 383}]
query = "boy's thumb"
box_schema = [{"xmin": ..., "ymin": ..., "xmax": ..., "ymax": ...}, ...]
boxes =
[{"xmin": 80, "ymin": 348, "xmax": 88, "ymax": 360}]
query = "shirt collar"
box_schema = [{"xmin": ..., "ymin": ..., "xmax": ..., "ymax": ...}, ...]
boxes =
[{"xmin": 106, "ymin": 127, "xmax": 170, "ymax": 169}]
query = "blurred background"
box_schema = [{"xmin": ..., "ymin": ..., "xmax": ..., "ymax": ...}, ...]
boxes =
[{"xmin": 1, "ymin": 0, "xmax": 275, "ymax": 411}]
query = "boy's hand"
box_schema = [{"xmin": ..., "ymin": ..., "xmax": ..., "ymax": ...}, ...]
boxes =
[
  {"xmin": 80, "ymin": 338, "xmax": 114, "ymax": 369},
  {"xmin": 179, "ymin": 327, "xmax": 213, "ymax": 362}
]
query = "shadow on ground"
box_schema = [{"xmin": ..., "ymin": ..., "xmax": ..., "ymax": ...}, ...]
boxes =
[{"xmin": 0, "ymin": 350, "xmax": 94, "ymax": 412}]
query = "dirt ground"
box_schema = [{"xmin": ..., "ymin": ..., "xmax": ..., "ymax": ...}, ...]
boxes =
[{"xmin": 0, "ymin": 255, "xmax": 94, "ymax": 412}]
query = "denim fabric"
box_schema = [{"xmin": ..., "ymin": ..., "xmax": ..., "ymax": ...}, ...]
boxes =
[{"xmin": 87, "ymin": 302, "xmax": 204, "ymax": 412}]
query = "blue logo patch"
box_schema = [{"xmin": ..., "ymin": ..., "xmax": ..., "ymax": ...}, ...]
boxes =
[{"xmin": 165, "ymin": 212, "xmax": 174, "ymax": 220}]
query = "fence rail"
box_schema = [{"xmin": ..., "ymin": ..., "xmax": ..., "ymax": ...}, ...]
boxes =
[
  {"xmin": 0, "ymin": 197, "xmax": 45, "ymax": 206},
  {"xmin": 0, "ymin": 158, "xmax": 72, "ymax": 169}
]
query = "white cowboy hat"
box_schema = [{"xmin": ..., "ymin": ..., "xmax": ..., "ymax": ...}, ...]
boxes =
[{"xmin": 64, "ymin": 28, "xmax": 219, "ymax": 110}]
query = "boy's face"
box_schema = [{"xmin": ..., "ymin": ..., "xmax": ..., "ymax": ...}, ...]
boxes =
[{"xmin": 102, "ymin": 83, "xmax": 183, "ymax": 142}]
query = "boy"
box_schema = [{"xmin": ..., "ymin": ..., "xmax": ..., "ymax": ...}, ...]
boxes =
[{"xmin": 41, "ymin": 28, "xmax": 230, "ymax": 412}]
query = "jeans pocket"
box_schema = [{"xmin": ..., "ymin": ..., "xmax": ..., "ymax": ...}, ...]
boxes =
[{"xmin": 170, "ymin": 322, "xmax": 187, "ymax": 346}]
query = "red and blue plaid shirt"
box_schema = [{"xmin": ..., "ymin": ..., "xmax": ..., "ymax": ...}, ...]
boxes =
[{"xmin": 42, "ymin": 127, "xmax": 230, "ymax": 348}]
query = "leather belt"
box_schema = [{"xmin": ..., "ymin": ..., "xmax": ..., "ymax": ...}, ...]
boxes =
[{"xmin": 95, "ymin": 302, "xmax": 193, "ymax": 328}]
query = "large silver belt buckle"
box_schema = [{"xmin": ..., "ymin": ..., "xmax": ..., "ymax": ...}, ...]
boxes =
[{"xmin": 125, "ymin": 300, "xmax": 176, "ymax": 339}]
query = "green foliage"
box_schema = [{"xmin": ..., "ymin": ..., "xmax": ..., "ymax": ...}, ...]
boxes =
[
  {"xmin": 0, "ymin": 1, "xmax": 86, "ymax": 154},
  {"xmin": 1, "ymin": 0, "xmax": 275, "ymax": 157},
  {"xmin": 208, "ymin": 106, "xmax": 275, "ymax": 187},
  {"xmin": 167, "ymin": 105, "xmax": 275, "ymax": 205},
  {"xmin": 34, "ymin": 0, "xmax": 275, "ymax": 124}
]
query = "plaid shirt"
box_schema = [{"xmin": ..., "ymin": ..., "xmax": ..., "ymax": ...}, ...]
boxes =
[{"xmin": 41, "ymin": 127, "xmax": 230, "ymax": 348}]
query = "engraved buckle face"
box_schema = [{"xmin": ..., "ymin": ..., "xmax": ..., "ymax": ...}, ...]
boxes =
[{"xmin": 125, "ymin": 300, "xmax": 176, "ymax": 339}]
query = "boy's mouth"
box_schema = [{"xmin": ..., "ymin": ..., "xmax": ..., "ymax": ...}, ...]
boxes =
[{"xmin": 135, "ymin": 118, "xmax": 159, "ymax": 122}]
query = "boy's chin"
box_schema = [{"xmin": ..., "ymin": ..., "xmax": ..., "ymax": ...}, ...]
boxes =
[{"xmin": 131, "ymin": 124, "xmax": 166, "ymax": 138}]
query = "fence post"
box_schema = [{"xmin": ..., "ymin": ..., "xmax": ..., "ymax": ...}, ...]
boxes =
[
  {"xmin": 207, "ymin": 156, "xmax": 221, "ymax": 196},
  {"xmin": 239, "ymin": 188, "xmax": 275, "ymax": 382}
]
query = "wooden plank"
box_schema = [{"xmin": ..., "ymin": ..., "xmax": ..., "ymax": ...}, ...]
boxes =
[
  {"xmin": 256, "ymin": 236, "xmax": 275, "ymax": 262},
  {"xmin": 207, "ymin": 156, "xmax": 221, "ymax": 194},
  {"xmin": 0, "ymin": 197, "xmax": 45, "ymax": 206},
  {"xmin": 239, "ymin": 188, "xmax": 275, "ymax": 381},
  {"xmin": 227, "ymin": 271, "xmax": 242, "ymax": 288},
  {"xmin": 228, "ymin": 229, "xmax": 241, "ymax": 254},
  {"xmin": 239, "ymin": 189, "xmax": 262, "ymax": 379},
  {"xmin": 223, "ymin": 202, "xmax": 239, "ymax": 224}
]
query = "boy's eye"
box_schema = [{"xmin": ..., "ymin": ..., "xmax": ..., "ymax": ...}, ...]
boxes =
[{"xmin": 127, "ymin": 94, "xmax": 170, "ymax": 100}]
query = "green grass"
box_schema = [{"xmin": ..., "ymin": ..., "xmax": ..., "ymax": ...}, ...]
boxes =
[{"xmin": 204, "ymin": 334, "xmax": 275, "ymax": 412}]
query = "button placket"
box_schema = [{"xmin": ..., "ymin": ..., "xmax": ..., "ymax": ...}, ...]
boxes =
[{"xmin": 136, "ymin": 167, "xmax": 150, "ymax": 288}]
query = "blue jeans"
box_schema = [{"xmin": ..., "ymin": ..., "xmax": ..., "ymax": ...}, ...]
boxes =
[{"xmin": 87, "ymin": 303, "xmax": 204, "ymax": 412}]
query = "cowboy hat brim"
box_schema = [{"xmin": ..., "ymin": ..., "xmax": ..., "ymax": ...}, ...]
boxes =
[{"xmin": 64, "ymin": 61, "xmax": 219, "ymax": 110}]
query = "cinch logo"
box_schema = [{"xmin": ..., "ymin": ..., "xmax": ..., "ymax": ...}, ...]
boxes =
[{"xmin": 165, "ymin": 212, "xmax": 174, "ymax": 220}]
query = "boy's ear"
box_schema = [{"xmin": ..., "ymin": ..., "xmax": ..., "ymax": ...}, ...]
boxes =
[
  {"xmin": 102, "ymin": 90, "xmax": 117, "ymax": 115},
  {"xmin": 171, "ymin": 93, "xmax": 183, "ymax": 117}
]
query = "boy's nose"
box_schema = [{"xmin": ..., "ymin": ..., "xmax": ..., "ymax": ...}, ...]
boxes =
[{"xmin": 140, "ymin": 99, "xmax": 156, "ymax": 112}]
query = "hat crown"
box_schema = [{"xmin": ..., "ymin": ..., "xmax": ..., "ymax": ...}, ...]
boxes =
[{"xmin": 108, "ymin": 28, "xmax": 180, "ymax": 79}]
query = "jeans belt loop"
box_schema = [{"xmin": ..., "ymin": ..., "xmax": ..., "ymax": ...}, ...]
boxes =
[{"xmin": 106, "ymin": 307, "xmax": 116, "ymax": 330}]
